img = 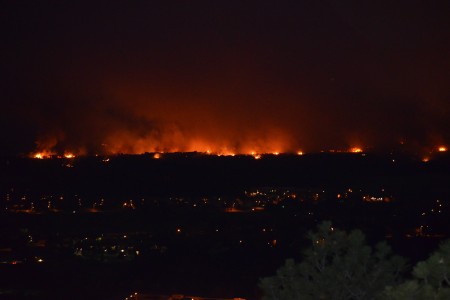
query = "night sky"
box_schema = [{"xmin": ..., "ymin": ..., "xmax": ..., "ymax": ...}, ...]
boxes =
[{"xmin": 2, "ymin": 1, "xmax": 450, "ymax": 156}]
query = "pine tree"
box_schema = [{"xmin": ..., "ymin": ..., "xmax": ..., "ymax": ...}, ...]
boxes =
[
  {"xmin": 260, "ymin": 221, "xmax": 405, "ymax": 300},
  {"xmin": 385, "ymin": 240, "xmax": 450, "ymax": 300}
]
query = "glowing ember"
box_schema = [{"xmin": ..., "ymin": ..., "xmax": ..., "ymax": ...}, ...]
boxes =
[
  {"xmin": 438, "ymin": 146, "xmax": 447, "ymax": 152},
  {"xmin": 250, "ymin": 151, "xmax": 262, "ymax": 159},
  {"xmin": 32, "ymin": 151, "xmax": 54, "ymax": 159},
  {"xmin": 422, "ymin": 157, "xmax": 430, "ymax": 162},
  {"xmin": 350, "ymin": 147, "xmax": 363, "ymax": 153},
  {"xmin": 297, "ymin": 151, "xmax": 303, "ymax": 155},
  {"xmin": 153, "ymin": 153, "xmax": 161, "ymax": 159},
  {"xmin": 64, "ymin": 153, "xmax": 75, "ymax": 159},
  {"xmin": 34, "ymin": 153, "xmax": 44, "ymax": 159}
]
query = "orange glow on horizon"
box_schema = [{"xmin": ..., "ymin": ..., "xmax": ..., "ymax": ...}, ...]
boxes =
[
  {"xmin": 350, "ymin": 147, "xmax": 363, "ymax": 153},
  {"xmin": 64, "ymin": 153, "xmax": 75, "ymax": 159},
  {"xmin": 250, "ymin": 151, "xmax": 261, "ymax": 159},
  {"xmin": 32, "ymin": 150, "xmax": 54, "ymax": 159},
  {"xmin": 29, "ymin": 137, "xmax": 447, "ymax": 158}
]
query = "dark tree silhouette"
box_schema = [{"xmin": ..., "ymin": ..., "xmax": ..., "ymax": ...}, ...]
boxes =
[
  {"xmin": 385, "ymin": 240, "xmax": 450, "ymax": 300},
  {"xmin": 260, "ymin": 221, "xmax": 405, "ymax": 300}
]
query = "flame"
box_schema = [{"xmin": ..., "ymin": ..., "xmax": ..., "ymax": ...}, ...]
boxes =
[
  {"xmin": 64, "ymin": 153, "xmax": 75, "ymax": 159},
  {"xmin": 438, "ymin": 146, "xmax": 447, "ymax": 152},
  {"xmin": 350, "ymin": 147, "xmax": 363, "ymax": 153},
  {"xmin": 251, "ymin": 152, "xmax": 262, "ymax": 159},
  {"xmin": 32, "ymin": 150, "xmax": 54, "ymax": 159},
  {"xmin": 153, "ymin": 153, "xmax": 161, "ymax": 159},
  {"xmin": 297, "ymin": 151, "xmax": 303, "ymax": 155}
]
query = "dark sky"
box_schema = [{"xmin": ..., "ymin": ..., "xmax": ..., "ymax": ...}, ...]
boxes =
[{"xmin": 2, "ymin": 1, "xmax": 450, "ymax": 155}]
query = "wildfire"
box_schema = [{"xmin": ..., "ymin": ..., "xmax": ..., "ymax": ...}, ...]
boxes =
[
  {"xmin": 297, "ymin": 151, "xmax": 303, "ymax": 155},
  {"xmin": 32, "ymin": 151, "xmax": 54, "ymax": 159},
  {"xmin": 64, "ymin": 153, "xmax": 75, "ymax": 159},
  {"xmin": 34, "ymin": 153, "xmax": 44, "ymax": 159},
  {"xmin": 438, "ymin": 146, "xmax": 447, "ymax": 152},
  {"xmin": 350, "ymin": 147, "xmax": 363, "ymax": 153},
  {"xmin": 250, "ymin": 151, "xmax": 262, "ymax": 159},
  {"xmin": 153, "ymin": 153, "xmax": 161, "ymax": 159}
]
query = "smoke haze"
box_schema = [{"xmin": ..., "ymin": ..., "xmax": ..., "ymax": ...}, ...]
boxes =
[{"xmin": 2, "ymin": 1, "xmax": 450, "ymax": 155}]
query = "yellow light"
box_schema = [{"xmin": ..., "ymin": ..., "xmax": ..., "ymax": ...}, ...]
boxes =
[
  {"xmin": 350, "ymin": 147, "xmax": 363, "ymax": 153},
  {"xmin": 32, "ymin": 150, "xmax": 54, "ymax": 159},
  {"xmin": 153, "ymin": 153, "xmax": 161, "ymax": 159},
  {"xmin": 438, "ymin": 146, "xmax": 447, "ymax": 152},
  {"xmin": 297, "ymin": 151, "xmax": 303, "ymax": 155},
  {"xmin": 64, "ymin": 153, "xmax": 75, "ymax": 159}
]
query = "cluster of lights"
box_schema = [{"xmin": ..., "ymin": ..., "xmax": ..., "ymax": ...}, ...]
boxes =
[{"xmin": 124, "ymin": 292, "xmax": 138, "ymax": 300}]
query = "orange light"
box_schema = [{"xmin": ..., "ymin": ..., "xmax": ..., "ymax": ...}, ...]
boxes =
[
  {"xmin": 422, "ymin": 157, "xmax": 430, "ymax": 162},
  {"xmin": 64, "ymin": 153, "xmax": 75, "ymax": 159},
  {"xmin": 438, "ymin": 146, "xmax": 447, "ymax": 152},
  {"xmin": 297, "ymin": 151, "xmax": 303, "ymax": 155},
  {"xmin": 32, "ymin": 151, "xmax": 53, "ymax": 159},
  {"xmin": 153, "ymin": 153, "xmax": 161, "ymax": 159},
  {"xmin": 350, "ymin": 147, "xmax": 363, "ymax": 153},
  {"xmin": 34, "ymin": 153, "xmax": 44, "ymax": 159}
]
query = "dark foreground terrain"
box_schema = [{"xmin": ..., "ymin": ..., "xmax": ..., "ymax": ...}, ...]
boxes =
[{"xmin": 1, "ymin": 152, "xmax": 450, "ymax": 299}]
